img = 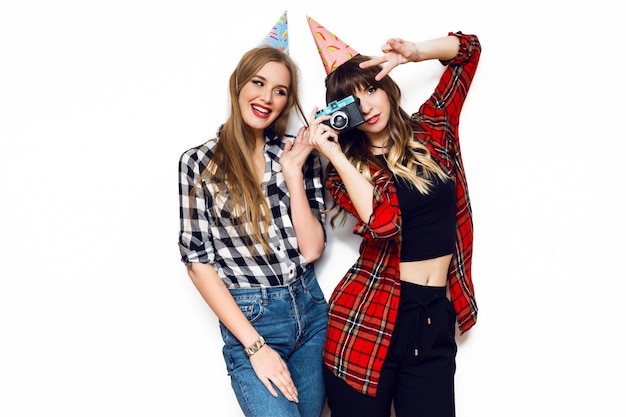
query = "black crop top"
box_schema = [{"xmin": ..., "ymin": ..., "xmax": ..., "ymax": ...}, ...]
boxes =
[{"xmin": 388, "ymin": 161, "xmax": 456, "ymax": 262}]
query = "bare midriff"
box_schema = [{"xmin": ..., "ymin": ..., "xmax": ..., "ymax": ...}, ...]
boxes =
[{"xmin": 399, "ymin": 253, "xmax": 452, "ymax": 286}]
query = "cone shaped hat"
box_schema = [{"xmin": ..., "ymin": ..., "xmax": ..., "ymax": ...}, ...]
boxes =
[
  {"xmin": 257, "ymin": 11, "xmax": 289, "ymax": 54},
  {"xmin": 307, "ymin": 16, "xmax": 358, "ymax": 75}
]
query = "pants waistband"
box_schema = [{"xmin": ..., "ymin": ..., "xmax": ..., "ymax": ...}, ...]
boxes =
[
  {"xmin": 400, "ymin": 281, "xmax": 446, "ymax": 301},
  {"xmin": 228, "ymin": 266, "xmax": 316, "ymax": 301},
  {"xmin": 399, "ymin": 282, "xmax": 448, "ymax": 356}
]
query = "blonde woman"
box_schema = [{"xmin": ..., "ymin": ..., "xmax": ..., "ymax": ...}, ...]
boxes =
[{"xmin": 178, "ymin": 43, "xmax": 327, "ymax": 417}]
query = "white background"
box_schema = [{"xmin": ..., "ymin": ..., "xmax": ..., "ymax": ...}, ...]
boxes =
[{"xmin": 1, "ymin": 1, "xmax": 624, "ymax": 416}]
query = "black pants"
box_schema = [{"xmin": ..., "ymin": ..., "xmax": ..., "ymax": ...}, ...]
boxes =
[{"xmin": 324, "ymin": 281, "xmax": 457, "ymax": 417}]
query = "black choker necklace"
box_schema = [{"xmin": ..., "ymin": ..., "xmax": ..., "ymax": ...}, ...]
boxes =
[{"xmin": 369, "ymin": 143, "xmax": 390, "ymax": 149}]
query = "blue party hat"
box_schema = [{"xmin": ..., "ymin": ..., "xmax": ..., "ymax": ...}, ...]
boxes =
[{"xmin": 257, "ymin": 11, "xmax": 289, "ymax": 54}]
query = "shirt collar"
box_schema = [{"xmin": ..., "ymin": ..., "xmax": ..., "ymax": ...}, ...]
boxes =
[{"xmin": 265, "ymin": 126, "xmax": 281, "ymax": 145}]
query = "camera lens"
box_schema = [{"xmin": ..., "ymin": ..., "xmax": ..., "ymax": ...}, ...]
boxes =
[{"xmin": 330, "ymin": 111, "xmax": 348, "ymax": 130}]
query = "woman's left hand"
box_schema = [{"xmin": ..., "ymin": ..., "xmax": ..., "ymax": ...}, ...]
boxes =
[
  {"xmin": 360, "ymin": 38, "xmax": 418, "ymax": 81},
  {"xmin": 280, "ymin": 125, "xmax": 315, "ymax": 175}
]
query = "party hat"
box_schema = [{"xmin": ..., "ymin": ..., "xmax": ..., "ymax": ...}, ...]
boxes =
[
  {"xmin": 306, "ymin": 16, "xmax": 358, "ymax": 75},
  {"xmin": 257, "ymin": 11, "xmax": 289, "ymax": 54}
]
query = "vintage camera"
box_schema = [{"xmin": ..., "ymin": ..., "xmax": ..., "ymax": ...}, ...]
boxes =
[{"xmin": 315, "ymin": 95, "xmax": 365, "ymax": 132}]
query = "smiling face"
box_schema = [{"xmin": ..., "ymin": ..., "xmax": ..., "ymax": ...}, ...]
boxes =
[{"xmin": 238, "ymin": 60, "xmax": 291, "ymax": 136}]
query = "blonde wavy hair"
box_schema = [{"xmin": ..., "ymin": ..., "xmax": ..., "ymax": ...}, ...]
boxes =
[{"xmin": 193, "ymin": 47, "xmax": 306, "ymax": 253}]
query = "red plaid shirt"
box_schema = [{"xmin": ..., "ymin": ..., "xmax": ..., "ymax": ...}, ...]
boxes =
[{"xmin": 323, "ymin": 32, "xmax": 481, "ymax": 397}]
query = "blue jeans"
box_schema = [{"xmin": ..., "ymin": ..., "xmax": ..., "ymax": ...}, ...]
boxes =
[{"xmin": 219, "ymin": 267, "xmax": 328, "ymax": 417}]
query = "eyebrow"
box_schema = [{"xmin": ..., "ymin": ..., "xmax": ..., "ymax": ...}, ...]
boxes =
[{"xmin": 253, "ymin": 74, "xmax": 289, "ymax": 92}]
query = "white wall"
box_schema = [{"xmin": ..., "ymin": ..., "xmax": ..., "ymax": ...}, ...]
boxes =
[{"xmin": 1, "ymin": 1, "xmax": 624, "ymax": 416}]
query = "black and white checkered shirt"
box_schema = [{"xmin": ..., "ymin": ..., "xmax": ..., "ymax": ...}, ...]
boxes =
[{"xmin": 178, "ymin": 129, "xmax": 326, "ymax": 288}]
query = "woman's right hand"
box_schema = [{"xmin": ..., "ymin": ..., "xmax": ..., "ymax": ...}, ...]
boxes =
[
  {"xmin": 186, "ymin": 264, "xmax": 300, "ymax": 403},
  {"xmin": 306, "ymin": 108, "xmax": 344, "ymax": 163},
  {"xmin": 249, "ymin": 344, "xmax": 299, "ymax": 403}
]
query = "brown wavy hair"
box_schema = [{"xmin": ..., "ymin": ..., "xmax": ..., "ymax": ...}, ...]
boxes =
[{"xmin": 324, "ymin": 54, "xmax": 448, "ymax": 226}]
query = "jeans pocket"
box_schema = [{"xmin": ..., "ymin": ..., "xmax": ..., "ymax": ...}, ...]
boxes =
[
  {"xmin": 219, "ymin": 298, "xmax": 264, "ymax": 347},
  {"xmin": 236, "ymin": 297, "xmax": 264, "ymax": 323},
  {"xmin": 305, "ymin": 277, "xmax": 327, "ymax": 304}
]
